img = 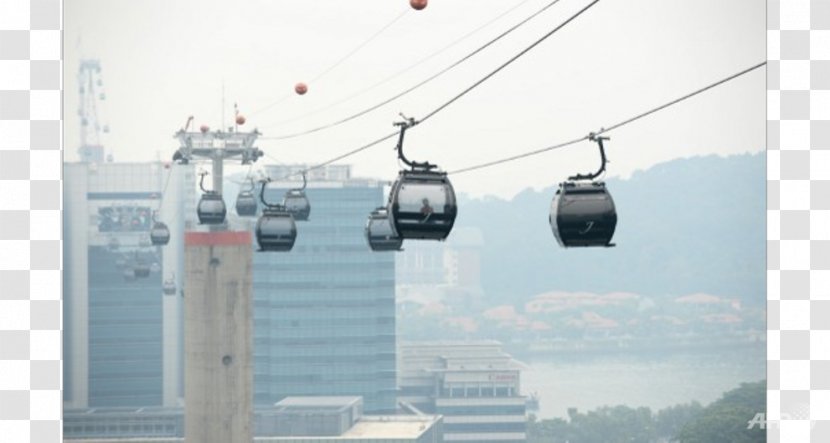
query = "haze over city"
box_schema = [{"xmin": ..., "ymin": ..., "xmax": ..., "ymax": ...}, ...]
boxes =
[
  {"xmin": 61, "ymin": 1, "xmax": 767, "ymax": 442},
  {"xmin": 65, "ymin": 0, "xmax": 764, "ymax": 198}
]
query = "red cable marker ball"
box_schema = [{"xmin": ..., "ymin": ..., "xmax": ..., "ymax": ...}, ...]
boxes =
[
  {"xmin": 295, "ymin": 82, "xmax": 308, "ymax": 95},
  {"xmin": 236, "ymin": 115, "xmax": 246, "ymax": 125},
  {"xmin": 410, "ymin": 0, "xmax": 428, "ymax": 11},
  {"xmin": 199, "ymin": 124, "xmax": 209, "ymax": 133}
]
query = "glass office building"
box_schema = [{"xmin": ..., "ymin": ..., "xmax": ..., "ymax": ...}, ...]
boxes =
[
  {"xmin": 251, "ymin": 166, "xmax": 397, "ymax": 413},
  {"xmin": 64, "ymin": 162, "xmax": 194, "ymax": 408}
]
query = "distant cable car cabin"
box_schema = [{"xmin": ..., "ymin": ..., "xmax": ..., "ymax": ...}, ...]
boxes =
[
  {"xmin": 549, "ymin": 134, "xmax": 618, "ymax": 247},
  {"xmin": 235, "ymin": 178, "xmax": 258, "ymax": 217},
  {"xmin": 133, "ymin": 263, "xmax": 150, "ymax": 278},
  {"xmin": 282, "ymin": 172, "xmax": 310, "ymax": 221},
  {"xmin": 386, "ymin": 115, "xmax": 457, "ymax": 241},
  {"xmin": 150, "ymin": 212, "xmax": 170, "ymax": 246},
  {"xmin": 365, "ymin": 207, "xmax": 403, "ymax": 251},
  {"xmin": 198, "ymin": 193, "xmax": 226, "ymax": 225},
  {"xmin": 196, "ymin": 172, "xmax": 227, "ymax": 225},
  {"xmin": 163, "ymin": 278, "xmax": 177, "ymax": 296},
  {"xmin": 255, "ymin": 178, "xmax": 297, "ymax": 252}
]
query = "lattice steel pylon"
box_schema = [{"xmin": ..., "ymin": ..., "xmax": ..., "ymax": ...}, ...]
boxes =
[{"xmin": 77, "ymin": 59, "xmax": 110, "ymax": 163}]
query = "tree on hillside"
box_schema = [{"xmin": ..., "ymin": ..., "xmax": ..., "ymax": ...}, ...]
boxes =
[{"xmin": 674, "ymin": 381, "xmax": 765, "ymax": 443}]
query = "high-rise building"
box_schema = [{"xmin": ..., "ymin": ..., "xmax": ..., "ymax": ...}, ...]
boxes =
[
  {"xmin": 251, "ymin": 164, "xmax": 397, "ymax": 414},
  {"xmin": 63, "ymin": 161, "xmax": 195, "ymax": 408},
  {"xmin": 399, "ymin": 341, "xmax": 527, "ymax": 442}
]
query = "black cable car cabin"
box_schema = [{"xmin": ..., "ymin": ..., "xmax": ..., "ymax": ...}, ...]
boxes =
[
  {"xmin": 196, "ymin": 172, "xmax": 227, "ymax": 225},
  {"xmin": 256, "ymin": 211, "xmax": 297, "ymax": 252},
  {"xmin": 283, "ymin": 190, "xmax": 310, "ymax": 221},
  {"xmin": 235, "ymin": 191, "xmax": 258, "ymax": 216},
  {"xmin": 365, "ymin": 207, "xmax": 403, "ymax": 251},
  {"xmin": 550, "ymin": 181, "xmax": 617, "ymax": 247},
  {"xmin": 549, "ymin": 134, "xmax": 617, "ymax": 248},
  {"xmin": 197, "ymin": 192, "xmax": 227, "ymax": 225},
  {"xmin": 255, "ymin": 179, "xmax": 297, "ymax": 252},
  {"xmin": 283, "ymin": 172, "xmax": 310, "ymax": 221},
  {"xmin": 133, "ymin": 264, "xmax": 150, "ymax": 278},
  {"xmin": 235, "ymin": 178, "xmax": 258, "ymax": 216},
  {"xmin": 389, "ymin": 170, "xmax": 456, "ymax": 240},
  {"xmin": 150, "ymin": 221, "xmax": 170, "ymax": 246},
  {"xmin": 386, "ymin": 115, "xmax": 457, "ymax": 241}
]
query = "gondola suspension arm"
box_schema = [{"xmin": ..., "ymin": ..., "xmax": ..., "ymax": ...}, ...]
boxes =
[
  {"xmin": 568, "ymin": 133, "xmax": 610, "ymax": 181},
  {"xmin": 394, "ymin": 114, "xmax": 437, "ymax": 172}
]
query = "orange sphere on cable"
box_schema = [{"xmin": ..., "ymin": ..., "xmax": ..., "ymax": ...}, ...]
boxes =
[
  {"xmin": 295, "ymin": 82, "xmax": 308, "ymax": 95},
  {"xmin": 236, "ymin": 115, "xmax": 246, "ymax": 125},
  {"xmin": 199, "ymin": 124, "xmax": 209, "ymax": 133},
  {"xmin": 410, "ymin": 0, "xmax": 427, "ymax": 11}
]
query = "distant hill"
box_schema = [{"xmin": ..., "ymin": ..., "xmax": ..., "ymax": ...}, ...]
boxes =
[{"xmin": 454, "ymin": 153, "xmax": 765, "ymax": 306}]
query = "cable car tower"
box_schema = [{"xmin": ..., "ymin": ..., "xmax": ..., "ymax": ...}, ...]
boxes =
[
  {"xmin": 173, "ymin": 113, "xmax": 263, "ymax": 443},
  {"xmin": 77, "ymin": 59, "xmax": 111, "ymax": 163},
  {"xmin": 172, "ymin": 119, "xmax": 264, "ymax": 229}
]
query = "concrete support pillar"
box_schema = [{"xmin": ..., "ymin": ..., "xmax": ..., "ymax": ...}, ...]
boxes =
[{"xmin": 184, "ymin": 231, "xmax": 253, "ymax": 443}]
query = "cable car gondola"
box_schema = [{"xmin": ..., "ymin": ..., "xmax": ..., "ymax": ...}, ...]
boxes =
[
  {"xmin": 365, "ymin": 207, "xmax": 403, "ymax": 251},
  {"xmin": 149, "ymin": 212, "xmax": 170, "ymax": 246},
  {"xmin": 134, "ymin": 264, "xmax": 150, "ymax": 278},
  {"xmin": 163, "ymin": 277, "xmax": 177, "ymax": 296},
  {"xmin": 235, "ymin": 177, "xmax": 258, "ymax": 217},
  {"xmin": 196, "ymin": 172, "xmax": 227, "ymax": 225},
  {"xmin": 198, "ymin": 193, "xmax": 227, "ymax": 224},
  {"xmin": 387, "ymin": 115, "xmax": 457, "ymax": 241},
  {"xmin": 283, "ymin": 172, "xmax": 310, "ymax": 221},
  {"xmin": 122, "ymin": 269, "xmax": 136, "ymax": 281},
  {"xmin": 549, "ymin": 134, "xmax": 617, "ymax": 248},
  {"xmin": 255, "ymin": 178, "xmax": 297, "ymax": 252}
]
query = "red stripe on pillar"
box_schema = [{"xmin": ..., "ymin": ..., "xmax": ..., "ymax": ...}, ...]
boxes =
[{"xmin": 185, "ymin": 231, "xmax": 251, "ymax": 246}]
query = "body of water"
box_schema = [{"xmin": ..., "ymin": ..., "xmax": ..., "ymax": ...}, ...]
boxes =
[{"xmin": 520, "ymin": 344, "xmax": 766, "ymax": 419}]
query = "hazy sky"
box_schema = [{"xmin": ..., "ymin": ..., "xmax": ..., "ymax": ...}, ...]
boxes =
[{"xmin": 65, "ymin": 0, "xmax": 765, "ymax": 198}]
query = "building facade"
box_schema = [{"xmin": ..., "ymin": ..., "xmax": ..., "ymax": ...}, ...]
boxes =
[
  {"xmin": 65, "ymin": 397, "xmax": 442, "ymax": 442},
  {"xmin": 64, "ymin": 161, "xmax": 194, "ymax": 408},
  {"xmin": 251, "ymin": 165, "xmax": 397, "ymax": 414},
  {"xmin": 399, "ymin": 341, "xmax": 527, "ymax": 442}
]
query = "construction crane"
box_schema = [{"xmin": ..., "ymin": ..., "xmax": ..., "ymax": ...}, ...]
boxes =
[{"xmin": 77, "ymin": 59, "xmax": 111, "ymax": 163}]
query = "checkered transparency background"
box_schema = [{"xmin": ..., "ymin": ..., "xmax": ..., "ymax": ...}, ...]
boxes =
[
  {"xmin": 768, "ymin": 0, "xmax": 830, "ymax": 441},
  {"xmin": 0, "ymin": 0, "xmax": 824, "ymax": 442},
  {"xmin": 0, "ymin": 0, "xmax": 63, "ymax": 441}
]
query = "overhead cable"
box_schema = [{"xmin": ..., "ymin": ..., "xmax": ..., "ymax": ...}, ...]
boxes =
[
  {"xmin": 250, "ymin": 7, "xmax": 410, "ymax": 117},
  {"xmin": 260, "ymin": 0, "xmax": 567, "ymax": 139},
  {"xmin": 266, "ymin": 0, "xmax": 537, "ymax": 127},
  {"xmin": 448, "ymin": 61, "xmax": 767, "ymax": 175},
  {"xmin": 261, "ymin": 0, "xmax": 599, "ymax": 181}
]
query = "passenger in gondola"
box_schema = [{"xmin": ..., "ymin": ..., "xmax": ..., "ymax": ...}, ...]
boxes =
[{"xmin": 420, "ymin": 198, "xmax": 433, "ymax": 221}]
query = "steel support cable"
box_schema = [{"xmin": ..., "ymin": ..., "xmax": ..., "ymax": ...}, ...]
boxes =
[
  {"xmin": 261, "ymin": 0, "xmax": 599, "ymax": 181},
  {"xmin": 259, "ymin": 0, "xmax": 566, "ymax": 139},
  {"xmin": 419, "ymin": 0, "xmax": 599, "ymax": 125},
  {"xmin": 448, "ymin": 61, "xmax": 767, "ymax": 175},
  {"xmin": 267, "ymin": 0, "xmax": 537, "ymax": 128},
  {"xmin": 157, "ymin": 164, "xmax": 175, "ymax": 210},
  {"xmin": 250, "ymin": 8, "xmax": 410, "ymax": 118},
  {"xmin": 310, "ymin": 9, "xmax": 410, "ymax": 85}
]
